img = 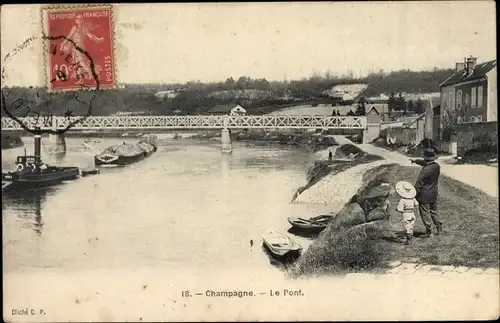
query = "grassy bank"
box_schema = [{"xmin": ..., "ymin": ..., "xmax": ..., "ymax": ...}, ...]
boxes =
[{"xmin": 290, "ymin": 163, "xmax": 499, "ymax": 277}]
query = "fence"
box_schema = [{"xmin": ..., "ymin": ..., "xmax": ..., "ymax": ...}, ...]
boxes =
[{"xmin": 446, "ymin": 121, "xmax": 498, "ymax": 157}]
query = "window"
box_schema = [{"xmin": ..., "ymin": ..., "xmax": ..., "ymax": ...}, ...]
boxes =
[
  {"xmin": 456, "ymin": 90, "xmax": 462, "ymax": 108},
  {"xmin": 464, "ymin": 93, "xmax": 469, "ymax": 106},
  {"xmin": 477, "ymin": 86, "xmax": 483, "ymax": 108},
  {"xmin": 471, "ymin": 87, "xmax": 477, "ymax": 108}
]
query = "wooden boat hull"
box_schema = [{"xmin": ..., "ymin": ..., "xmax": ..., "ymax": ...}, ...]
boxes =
[
  {"xmin": 95, "ymin": 152, "xmax": 147, "ymax": 166},
  {"xmin": 2, "ymin": 167, "xmax": 80, "ymax": 193},
  {"xmin": 262, "ymin": 231, "xmax": 302, "ymax": 260},
  {"xmin": 262, "ymin": 242, "xmax": 302, "ymax": 259},
  {"xmin": 94, "ymin": 144, "xmax": 157, "ymax": 166},
  {"xmin": 287, "ymin": 215, "xmax": 334, "ymax": 232}
]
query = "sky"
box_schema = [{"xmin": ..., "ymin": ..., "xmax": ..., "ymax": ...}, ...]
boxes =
[{"xmin": 1, "ymin": 2, "xmax": 497, "ymax": 86}]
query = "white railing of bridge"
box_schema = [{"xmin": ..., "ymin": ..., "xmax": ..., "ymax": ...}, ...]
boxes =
[{"xmin": 1, "ymin": 115, "xmax": 367, "ymax": 130}]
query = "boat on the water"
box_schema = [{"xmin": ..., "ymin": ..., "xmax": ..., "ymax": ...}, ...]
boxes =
[
  {"xmin": 94, "ymin": 137, "xmax": 157, "ymax": 167},
  {"xmin": 2, "ymin": 133, "xmax": 80, "ymax": 193},
  {"xmin": 287, "ymin": 214, "xmax": 334, "ymax": 232},
  {"xmin": 262, "ymin": 230, "xmax": 302, "ymax": 259}
]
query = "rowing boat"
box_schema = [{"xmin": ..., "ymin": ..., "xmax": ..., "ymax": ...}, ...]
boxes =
[
  {"xmin": 262, "ymin": 230, "xmax": 302, "ymax": 259},
  {"xmin": 287, "ymin": 214, "xmax": 334, "ymax": 232}
]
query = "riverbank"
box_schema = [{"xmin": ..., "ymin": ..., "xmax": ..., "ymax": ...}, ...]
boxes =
[
  {"xmin": 190, "ymin": 129, "xmax": 342, "ymax": 152},
  {"xmin": 291, "ymin": 144, "xmax": 383, "ymax": 202},
  {"xmin": 290, "ymin": 163, "xmax": 499, "ymax": 278},
  {"xmin": 1, "ymin": 133, "xmax": 23, "ymax": 150}
]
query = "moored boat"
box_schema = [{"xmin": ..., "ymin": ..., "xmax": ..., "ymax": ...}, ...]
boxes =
[
  {"xmin": 287, "ymin": 214, "xmax": 334, "ymax": 232},
  {"xmin": 2, "ymin": 132, "xmax": 80, "ymax": 194},
  {"xmin": 94, "ymin": 137, "xmax": 157, "ymax": 166},
  {"xmin": 262, "ymin": 230, "xmax": 302, "ymax": 259}
]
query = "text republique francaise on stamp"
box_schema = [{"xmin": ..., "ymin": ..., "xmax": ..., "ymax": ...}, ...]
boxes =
[
  {"xmin": 1, "ymin": 5, "xmax": 117, "ymax": 134},
  {"xmin": 41, "ymin": 5, "xmax": 116, "ymax": 92}
]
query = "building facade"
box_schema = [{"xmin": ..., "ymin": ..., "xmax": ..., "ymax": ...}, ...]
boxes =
[
  {"xmin": 439, "ymin": 57, "xmax": 497, "ymax": 138},
  {"xmin": 208, "ymin": 104, "xmax": 247, "ymax": 116}
]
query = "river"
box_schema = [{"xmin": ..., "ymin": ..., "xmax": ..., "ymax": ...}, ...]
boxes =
[{"xmin": 2, "ymin": 136, "xmax": 335, "ymax": 276}]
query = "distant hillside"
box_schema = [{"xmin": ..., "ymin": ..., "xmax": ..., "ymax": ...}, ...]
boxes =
[
  {"xmin": 1, "ymin": 68, "xmax": 453, "ymax": 117},
  {"xmin": 361, "ymin": 68, "xmax": 453, "ymax": 97}
]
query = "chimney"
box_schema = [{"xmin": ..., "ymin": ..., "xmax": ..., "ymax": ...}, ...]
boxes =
[
  {"xmin": 456, "ymin": 62, "xmax": 466, "ymax": 72},
  {"xmin": 34, "ymin": 127, "xmax": 42, "ymax": 168},
  {"xmin": 466, "ymin": 56, "xmax": 478, "ymax": 74}
]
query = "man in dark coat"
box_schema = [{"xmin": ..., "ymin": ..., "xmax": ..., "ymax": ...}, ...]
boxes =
[{"xmin": 411, "ymin": 148, "xmax": 442, "ymax": 237}]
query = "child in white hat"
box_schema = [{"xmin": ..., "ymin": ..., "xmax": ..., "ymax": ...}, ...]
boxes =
[{"xmin": 395, "ymin": 181, "xmax": 419, "ymax": 245}]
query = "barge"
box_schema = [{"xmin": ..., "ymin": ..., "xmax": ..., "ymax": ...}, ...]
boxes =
[{"xmin": 94, "ymin": 136, "xmax": 157, "ymax": 167}]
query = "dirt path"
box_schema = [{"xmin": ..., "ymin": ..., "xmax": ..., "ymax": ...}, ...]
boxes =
[{"xmin": 333, "ymin": 136, "xmax": 498, "ymax": 198}]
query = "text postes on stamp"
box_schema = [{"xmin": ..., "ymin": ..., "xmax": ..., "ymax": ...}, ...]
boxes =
[{"xmin": 42, "ymin": 5, "xmax": 116, "ymax": 91}]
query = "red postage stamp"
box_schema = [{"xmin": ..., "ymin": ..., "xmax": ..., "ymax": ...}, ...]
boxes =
[{"xmin": 42, "ymin": 5, "xmax": 116, "ymax": 91}]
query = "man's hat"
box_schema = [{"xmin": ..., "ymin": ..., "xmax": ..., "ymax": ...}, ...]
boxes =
[
  {"xmin": 423, "ymin": 148, "xmax": 437, "ymax": 161},
  {"xmin": 395, "ymin": 181, "xmax": 417, "ymax": 199}
]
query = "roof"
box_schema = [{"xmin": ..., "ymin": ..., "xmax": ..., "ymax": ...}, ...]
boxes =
[
  {"xmin": 208, "ymin": 104, "xmax": 241, "ymax": 113},
  {"xmin": 440, "ymin": 59, "xmax": 497, "ymax": 87},
  {"xmin": 366, "ymin": 106, "xmax": 380, "ymax": 115},
  {"xmin": 403, "ymin": 113, "xmax": 426, "ymax": 128},
  {"xmin": 365, "ymin": 103, "xmax": 389, "ymax": 115}
]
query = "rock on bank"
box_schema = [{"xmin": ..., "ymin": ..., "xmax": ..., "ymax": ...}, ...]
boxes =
[{"xmin": 293, "ymin": 160, "xmax": 386, "ymax": 208}]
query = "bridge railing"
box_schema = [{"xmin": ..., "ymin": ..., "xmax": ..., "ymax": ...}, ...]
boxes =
[{"xmin": 1, "ymin": 115, "xmax": 367, "ymax": 130}]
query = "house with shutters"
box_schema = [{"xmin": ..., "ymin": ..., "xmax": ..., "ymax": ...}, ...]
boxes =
[
  {"xmin": 439, "ymin": 57, "xmax": 497, "ymax": 129},
  {"xmin": 437, "ymin": 56, "xmax": 497, "ymax": 156},
  {"xmin": 207, "ymin": 104, "xmax": 247, "ymax": 116}
]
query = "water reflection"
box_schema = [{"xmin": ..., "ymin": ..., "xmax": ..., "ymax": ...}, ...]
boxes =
[
  {"xmin": 3, "ymin": 188, "xmax": 52, "ymax": 236},
  {"xmin": 220, "ymin": 153, "xmax": 231, "ymax": 179}
]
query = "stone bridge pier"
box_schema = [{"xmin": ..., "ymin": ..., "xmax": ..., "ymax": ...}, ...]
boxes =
[
  {"xmin": 221, "ymin": 116, "xmax": 232, "ymax": 153},
  {"xmin": 47, "ymin": 118, "xmax": 67, "ymax": 156}
]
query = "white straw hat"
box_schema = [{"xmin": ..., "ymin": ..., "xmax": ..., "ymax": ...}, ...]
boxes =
[{"xmin": 395, "ymin": 181, "xmax": 416, "ymax": 199}]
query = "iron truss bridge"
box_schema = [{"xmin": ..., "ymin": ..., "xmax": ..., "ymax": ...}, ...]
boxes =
[{"xmin": 1, "ymin": 115, "xmax": 367, "ymax": 131}]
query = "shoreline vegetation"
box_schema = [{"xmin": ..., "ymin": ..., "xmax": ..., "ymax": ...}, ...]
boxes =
[
  {"xmin": 289, "ymin": 163, "xmax": 499, "ymax": 278},
  {"xmin": 1, "ymin": 68, "xmax": 452, "ymax": 117},
  {"xmin": 1, "ymin": 133, "xmax": 23, "ymax": 150}
]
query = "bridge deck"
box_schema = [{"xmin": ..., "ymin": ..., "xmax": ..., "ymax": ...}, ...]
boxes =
[{"xmin": 1, "ymin": 115, "xmax": 366, "ymax": 131}]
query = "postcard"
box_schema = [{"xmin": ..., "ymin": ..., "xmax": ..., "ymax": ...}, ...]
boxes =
[{"xmin": 1, "ymin": 2, "xmax": 498, "ymax": 322}]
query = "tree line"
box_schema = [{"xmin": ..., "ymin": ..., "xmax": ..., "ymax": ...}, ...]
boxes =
[{"xmin": 1, "ymin": 67, "xmax": 452, "ymax": 117}]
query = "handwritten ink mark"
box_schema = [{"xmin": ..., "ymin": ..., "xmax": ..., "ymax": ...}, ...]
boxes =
[
  {"xmin": 64, "ymin": 53, "xmax": 73, "ymax": 64},
  {"xmin": 55, "ymin": 69, "xmax": 68, "ymax": 82},
  {"xmin": 2, "ymin": 35, "xmax": 100, "ymax": 136},
  {"xmin": 64, "ymin": 109, "xmax": 74, "ymax": 120}
]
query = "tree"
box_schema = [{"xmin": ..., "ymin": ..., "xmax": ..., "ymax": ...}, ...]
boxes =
[
  {"xmin": 346, "ymin": 110, "xmax": 355, "ymax": 116},
  {"xmin": 256, "ymin": 78, "xmax": 270, "ymax": 90},
  {"xmin": 236, "ymin": 76, "xmax": 249, "ymax": 89},
  {"xmin": 407, "ymin": 100, "xmax": 415, "ymax": 114},
  {"xmin": 415, "ymin": 98, "xmax": 424, "ymax": 114},
  {"xmin": 388, "ymin": 92, "xmax": 397, "ymax": 112},
  {"xmin": 396, "ymin": 93, "xmax": 406, "ymax": 111},
  {"xmin": 331, "ymin": 109, "xmax": 337, "ymax": 116},
  {"xmin": 225, "ymin": 77, "xmax": 236, "ymax": 88},
  {"xmin": 355, "ymin": 97, "xmax": 366, "ymax": 116}
]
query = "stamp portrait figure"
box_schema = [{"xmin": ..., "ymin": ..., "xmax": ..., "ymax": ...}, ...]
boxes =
[
  {"xmin": 59, "ymin": 14, "xmax": 104, "ymax": 83},
  {"xmin": 43, "ymin": 6, "xmax": 116, "ymax": 91}
]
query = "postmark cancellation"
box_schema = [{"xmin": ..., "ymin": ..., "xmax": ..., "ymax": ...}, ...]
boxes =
[{"xmin": 41, "ymin": 4, "xmax": 116, "ymax": 92}]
